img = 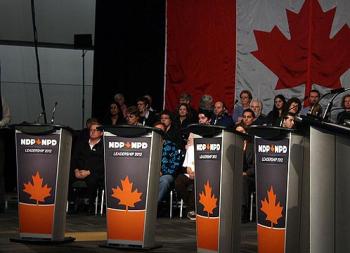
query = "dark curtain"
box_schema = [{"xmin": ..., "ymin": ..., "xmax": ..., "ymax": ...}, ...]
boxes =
[{"xmin": 92, "ymin": 1, "xmax": 165, "ymax": 120}]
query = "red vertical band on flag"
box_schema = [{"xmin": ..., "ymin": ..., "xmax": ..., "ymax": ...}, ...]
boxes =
[{"xmin": 165, "ymin": 0, "xmax": 236, "ymax": 112}]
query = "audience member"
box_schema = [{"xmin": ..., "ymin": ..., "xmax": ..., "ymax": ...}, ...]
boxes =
[
  {"xmin": 337, "ymin": 94, "xmax": 350, "ymax": 125},
  {"xmin": 232, "ymin": 90, "xmax": 252, "ymax": 125},
  {"xmin": 300, "ymin": 89, "xmax": 320, "ymax": 116},
  {"xmin": 179, "ymin": 92, "xmax": 197, "ymax": 122},
  {"xmin": 266, "ymin": 94, "xmax": 287, "ymax": 126},
  {"xmin": 175, "ymin": 109, "xmax": 212, "ymax": 220},
  {"xmin": 137, "ymin": 97, "xmax": 158, "ymax": 127},
  {"xmin": 281, "ymin": 112, "xmax": 296, "ymax": 129},
  {"xmin": 126, "ymin": 106, "xmax": 142, "ymax": 126},
  {"xmin": 158, "ymin": 110, "xmax": 183, "ymax": 203},
  {"xmin": 114, "ymin": 93, "xmax": 128, "ymax": 118},
  {"xmin": 144, "ymin": 94, "xmax": 156, "ymax": 112},
  {"xmin": 199, "ymin": 94, "xmax": 214, "ymax": 111},
  {"xmin": 174, "ymin": 103, "xmax": 193, "ymax": 129},
  {"xmin": 69, "ymin": 120, "xmax": 104, "ymax": 213},
  {"xmin": 286, "ymin": 97, "xmax": 302, "ymax": 115},
  {"xmin": 103, "ymin": 102, "xmax": 125, "ymax": 126},
  {"xmin": 235, "ymin": 110, "xmax": 255, "ymax": 223},
  {"xmin": 250, "ymin": 99, "xmax": 266, "ymax": 125},
  {"xmin": 211, "ymin": 101, "xmax": 234, "ymax": 127}
]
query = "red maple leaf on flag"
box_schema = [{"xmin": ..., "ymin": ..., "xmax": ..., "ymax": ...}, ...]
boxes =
[{"xmin": 252, "ymin": 0, "xmax": 350, "ymax": 101}]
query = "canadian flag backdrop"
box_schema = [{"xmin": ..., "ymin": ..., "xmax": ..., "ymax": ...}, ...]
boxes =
[{"xmin": 165, "ymin": 0, "xmax": 350, "ymax": 113}]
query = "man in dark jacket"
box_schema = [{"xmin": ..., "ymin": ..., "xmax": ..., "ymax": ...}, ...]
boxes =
[{"xmin": 69, "ymin": 120, "xmax": 104, "ymax": 212}]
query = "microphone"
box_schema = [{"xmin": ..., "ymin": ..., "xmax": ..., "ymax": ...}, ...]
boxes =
[
  {"xmin": 50, "ymin": 102, "xmax": 58, "ymax": 124},
  {"xmin": 35, "ymin": 112, "xmax": 44, "ymax": 124},
  {"xmin": 331, "ymin": 88, "xmax": 345, "ymax": 94}
]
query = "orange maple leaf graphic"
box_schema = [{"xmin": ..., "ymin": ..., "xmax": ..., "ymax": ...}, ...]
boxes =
[
  {"xmin": 199, "ymin": 180, "xmax": 217, "ymax": 218},
  {"xmin": 252, "ymin": 0, "xmax": 350, "ymax": 102},
  {"xmin": 111, "ymin": 176, "xmax": 142, "ymax": 211},
  {"xmin": 260, "ymin": 186, "xmax": 283, "ymax": 228},
  {"xmin": 23, "ymin": 171, "xmax": 52, "ymax": 205}
]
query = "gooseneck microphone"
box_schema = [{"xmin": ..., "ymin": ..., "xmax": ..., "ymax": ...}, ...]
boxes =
[{"xmin": 50, "ymin": 102, "xmax": 58, "ymax": 124}]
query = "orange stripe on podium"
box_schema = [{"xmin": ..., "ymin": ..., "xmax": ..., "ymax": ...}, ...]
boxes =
[
  {"xmin": 107, "ymin": 208, "xmax": 145, "ymax": 242},
  {"xmin": 257, "ymin": 224, "xmax": 285, "ymax": 253},
  {"xmin": 19, "ymin": 203, "xmax": 54, "ymax": 234},
  {"xmin": 196, "ymin": 215, "xmax": 219, "ymax": 251}
]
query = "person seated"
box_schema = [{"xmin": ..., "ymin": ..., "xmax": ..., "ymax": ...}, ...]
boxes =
[
  {"xmin": 126, "ymin": 106, "xmax": 142, "ymax": 126},
  {"xmin": 137, "ymin": 97, "xmax": 158, "ymax": 127},
  {"xmin": 175, "ymin": 109, "xmax": 212, "ymax": 220},
  {"xmin": 69, "ymin": 120, "xmax": 104, "ymax": 213},
  {"xmin": 211, "ymin": 101, "xmax": 234, "ymax": 128},
  {"xmin": 250, "ymin": 99, "xmax": 266, "ymax": 125},
  {"xmin": 114, "ymin": 93, "xmax": 128, "ymax": 119},
  {"xmin": 178, "ymin": 92, "xmax": 198, "ymax": 122},
  {"xmin": 235, "ymin": 109, "xmax": 255, "ymax": 223},
  {"xmin": 158, "ymin": 111, "xmax": 183, "ymax": 204},
  {"xmin": 300, "ymin": 89, "xmax": 320, "ymax": 116},
  {"xmin": 232, "ymin": 90, "xmax": 252, "ymax": 125},
  {"xmin": 337, "ymin": 94, "xmax": 350, "ymax": 125},
  {"xmin": 143, "ymin": 94, "xmax": 157, "ymax": 113},
  {"xmin": 286, "ymin": 97, "xmax": 302, "ymax": 116},
  {"xmin": 281, "ymin": 112, "xmax": 296, "ymax": 129},
  {"xmin": 266, "ymin": 94, "xmax": 287, "ymax": 126},
  {"xmin": 103, "ymin": 102, "xmax": 125, "ymax": 126}
]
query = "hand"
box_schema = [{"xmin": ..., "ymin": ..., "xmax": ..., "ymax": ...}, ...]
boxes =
[{"xmin": 243, "ymin": 172, "xmax": 247, "ymax": 176}]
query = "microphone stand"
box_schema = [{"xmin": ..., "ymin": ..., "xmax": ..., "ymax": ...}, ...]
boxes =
[
  {"xmin": 322, "ymin": 88, "xmax": 349, "ymax": 121},
  {"xmin": 50, "ymin": 102, "xmax": 58, "ymax": 124},
  {"xmin": 81, "ymin": 49, "xmax": 87, "ymax": 129}
]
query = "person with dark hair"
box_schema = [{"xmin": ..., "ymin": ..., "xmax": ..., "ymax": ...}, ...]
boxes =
[
  {"xmin": 179, "ymin": 92, "xmax": 197, "ymax": 122},
  {"xmin": 235, "ymin": 109, "xmax": 255, "ymax": 223},
  {"xmin": 175, "ymin": 109, "xmax": 212, "ymax": 220},
  {"xmin": 300, "ymin": 89, "xmax": 321, "ymax": 116},
  {"xmin": 286, "ymin": 97, "xmax": 302, "ymax": 115},
  {"xmin": 174, "ymin": 103, "xmax": 193, "ymax": 129},
  {"xmin": 211, "ymin": 101, "xmax": 234, "ymax": 127},
  {"xmin": 281, "ymin": 112, "xmax": 296, "ymax": 129},
  {"xmin": 0, "ymin": 97, "xmax": 10, "ymax": 213},
  {"xmin": 103, "ymin": 102, "xmax": 125, "ymax": 126},
  {"xmin": 126, "ymin": 106, "xmax": 142, "ymax": 126},
  {"xmin": 232, "ymin": 90, "xmax": 253, "ymax": 125},
  {"xmin": 69, "ymin": 120, "xmax": 104, "ymax": 213},
  {"xmin": 137, "ymin": 97, "xmax": 158, "ymax": 127},
  {"xmin": 337, "ymin": 94, "xmax": 350, "ymax": 125},
  {"xmin": 198, "ymin": 109, "xmax": 212, "ymax": 124},
  {"xmin": 158, "ymin": 110, "xmax": 183, "ymax": 203},
  {"xmin": 266, "ymin": 94, "xmax": 287, "ymax": 126}
]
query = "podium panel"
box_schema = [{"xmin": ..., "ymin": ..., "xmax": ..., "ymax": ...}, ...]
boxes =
[
  {"xmin": 14, "ymin": 125, "xmax": 72, "ymax": 242},
  {"xmin": 251, "ymin": 126, "xmax": 304, "ymax": 253},
  {"xmin": 309, "ymin": 124, "xmax": 350, "ymax": 253},
  {"xmin": 102, "ymin": 126, "xmax": 162, "ymax": 249},
  {"xmin": 191, "ymin": 125, "xmax": 243, "ymax": 253}
]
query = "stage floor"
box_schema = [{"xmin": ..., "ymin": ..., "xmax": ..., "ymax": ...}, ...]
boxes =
[{"xmin": 0, "ymin": 208, "xmax": 257, "ymax": 253}]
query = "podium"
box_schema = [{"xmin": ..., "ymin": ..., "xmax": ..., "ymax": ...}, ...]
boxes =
[
  {"xmin": 101, "ymin": 125, "xmax": 163, "ymax": 249},
  {"xmin": 187, "ymin": 124, "xmax": 244, "ymax": 253},
  {"xmin": 12, "ymin": 124, "xmax": 74, "ymax": 243},
  {"xmin": 303, "ymin": 119, "xmax": 350, "ymax": 253},
  {"xmin": 248, "ymin": 126, "xmax": 305, "ymax": 253}
]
